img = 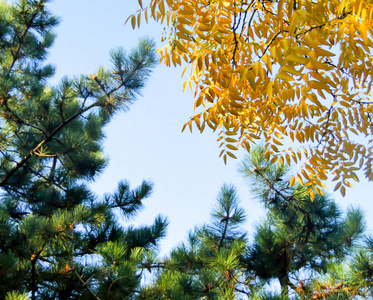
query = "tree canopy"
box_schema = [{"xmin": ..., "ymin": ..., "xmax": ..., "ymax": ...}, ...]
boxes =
[
  {"xmin": 130, "ymin": 0, "xmax": 373, "ymax": 198},
  {"xmin": 143, "ymin": 147, "xmax": 368, "ymax": 299},
  {"xmin": 0, "ymin": 1, "xmax": 167, "ymax": 298}
]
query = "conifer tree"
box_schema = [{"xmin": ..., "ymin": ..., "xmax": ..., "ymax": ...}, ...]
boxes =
[
  {"xmin": 0, "ymin": 1, "xmax": 167, "ymax": 299},
  {"xmin": 311, "ymin": 236, "xmax": 373, "ymax": 299},
  {"xmin": 146, "ymin": 146, "xmax": 367, "ymax": 299},
  {"xmin": 239, "ymin": 146, "xmax": 365, "ymax": 299},
  {"xmin": 144, "ymin": 184, "xmax": 249, "ymax": 299}
]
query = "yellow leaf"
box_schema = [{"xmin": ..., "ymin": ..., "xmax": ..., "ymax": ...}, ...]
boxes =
[
  {"xmin": 291, "ymin": 152, "xmax": 297, "ymax": 163},
  {"xmin": 225, "ymin": 137, "xmax": 237, "ymax": 143},
  {"xmin": 266, "ymin": 81, "xmax": 273, "ymax": 98},
  {"xmin": 351, "ymin": 172, "xmax": 359, "ymax": 182},
  {"xmin": 246, "ymin": 71, "xmax": 256, "ymax": 89},
  {"xmin": 226, "ymin": 144, "xmax": 238, "ymax": 151},
  {"xmin": 313, "ymin": 47, "xmax": 336, "ymax": 57},
  {"xmin": 271, "ymin": 144, "xmax": 279, "ymax": 152},
  {"xmin": 281, "ymin": 64, "xmax": 302, "ymax": 76},
  {"xmin": 274, "ymin": 131, "xmax": 283, "ymax": 139},
  {"xmin": 262, "ymin": 54, "xmax": 272, "ymax": 73},
  {"xmin": 285, "ymin": 53, "xmax": 309, "ymax": 65},
  {"xmin": 360, "ymin": 22, "xmax": 368, "ymax": 44},
  {"xmin": 277, "ymin": 71, "xmax": 294, "ymax": 82},
  {"xmin": 310, "ymin": 190, "xmax": 315, "ymax": 201},
  {"xmin": 227, "ymin": 151, "xmax": 237, "ymax": 158},
  {"xmin": 301, "ymin": 169, "xmax": 310, "ymax": 180},
  {"xmin": 137, "ymin": 13, "xmax": 141, "ymax": 28},
  {"xmin": 285, "ymin": 153, "xmax": 291, "ymax": 165},
  {"xmin": 273, "ymin": 138, "xmax": 283, "ymax": 146},
  {"xmin": 240, "ymin": 68, "xmax": 248, "ymax": 82},
  {"xmin": 159, "ymin": 0, "xmax": 165, "ymax": 15},
  {"xmin": 340, "ymin": 186, "xmax": 346, "ymax": 197},
  {"xmin": 131, "ymin": 15, "xmax": 136, "ymax": 29},
  {"xmin": 174, "ymin": 40, "xmax": 187, "ymax": 53},
  {"xmin": 333, "ymin": 181, "xmax": 342, "ymax": 192},
  {"xmin": 289, "ymin": 176, "xmax": 295, "ymax": 186},
  {"xmin": 288, "ymin": 13, "xmax": 299, "ymax": 36},
  {"xmin": 270, "ymin": 156, "xmax": 278, "ymax": 164},
  {"xmin": 297, "ymin": 174, "xmax": 304, "ymax": 185},
  {"xmin": 343, "ymin": 180, "xmax": 353, "ymax": 188},
  {"xmin": 177, "ymin": 31, "xmax": 192, "ymax": 41}
]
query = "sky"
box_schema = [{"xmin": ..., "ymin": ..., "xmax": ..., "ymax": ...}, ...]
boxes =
[{"xmin": 41, "ymin": 0, "xmax": 373, "ymax": 256}]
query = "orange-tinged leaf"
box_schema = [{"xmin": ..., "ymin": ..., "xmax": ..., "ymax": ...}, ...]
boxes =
[
  {"xmin": 285, "ymin": 153, "xmax": 291, "ymax": 165},
  {"xmin": 301, "ymin": 169, "xmax": 310, "ymax": 180},
  {"xmin": 310, "ymin": 190, "xmax": 315, "ymax": 201},
  {"xmin": 351, "ymin": 172, "xmax": 359, "ymax": 182},
  {"xmin": 266, "ymin": 81, "xmax": 273, "ymax": 98},
  {"xmin": 226, "ymin": 144, "xmax": 238, "ymax": 151},
  {"xmin": 159, "ymin": 0, "xmax": 165, "ymax": 15},
  {"xmin": 273, "ymin": 138, "xmax": 283, "ymax": 146},
  {"xmin": 137, "ymin": 13, "xmax": 141, "ymax": 28},
  {"xmin": 227, "ymin": 151, "xmax": 237, "ymax": 159},
  {"xmin": 334, "ymin": 181, "xmax": 342, "ymax": 192},
  {"xmin": 343, "ymin": 180, "xmax": 353, "ymax": 188},
  {"xmin": 340, "ymin": 186, "xmax": 346, "ymax": 197},
  {"xmin": 131, "ymin": 15, "xmax": 136, "ymax": 29},
  {"xmin": 289, "ymin": 176, "xmax": 295, "ymax": 186},
  {"xmin": 360, "ymin": 22, "xmax": 369, "ymax": 44},
  {"xmin": 270, "ymin": 156, "xmax": 278, "ymax": 164},
  {"xmin": 274, "ymin": 131, "xmax": 283, "ymax": 139},
  {"xmin": 138, "ymin": 0, "xmax": 373, "ymax": 197},
  {"xmin": 174, "ymin": 40, "xmax": 187, "ymax": 53},
  {"xmin": 297, "ymin": 174, "xmax": 304, "ymax": 185}
]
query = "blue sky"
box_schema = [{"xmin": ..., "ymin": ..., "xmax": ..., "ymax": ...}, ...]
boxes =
[{"xmin": 44, "ymin": 0, "xmax": 372, "ymax": 255}]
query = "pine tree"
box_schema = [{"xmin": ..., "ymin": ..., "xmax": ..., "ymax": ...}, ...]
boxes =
[
  {"xmin": 144, "ymin": 184, "xmax": 249, "ymax": 299},
  {"xmin": 145, "ymin": 146, "xmax": 367, "ymax": 299},
  {"xmin": 312, "ymin": 236, "xmax": 373, "ymax": 299},
  {"xmin": 0, "ymin": 1, "xmax": 167, "ymax": 299},
  {"xmin": 239, "ymin": 146, "xmax": 365, "ymax": 299}
]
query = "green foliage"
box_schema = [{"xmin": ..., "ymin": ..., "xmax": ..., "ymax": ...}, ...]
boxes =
[
  {"xmin": 240, "ymin": 146, "xmax": 365, "ymax": 298},
  {"xmin": 5, "ymin": 290, "xmax": 30, "ymax": 300},
  {"xmin": 145, "ymin": 184, "xmax": 249, "ymax": 299},
  {"xmin": 0, "ymin": 1, "xmax": 167, "ymax": 299},
  {"xmin": 145, "ymin": 146, "xmax": 370, "ymax": 299}
]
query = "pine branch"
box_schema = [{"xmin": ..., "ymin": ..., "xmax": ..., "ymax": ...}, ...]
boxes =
[
  {"xmin": 218, "ymin": 217, "xmax": 229, "ymax": 251},
  {"xmin": 9, "ymin": 7, "xmax": 38, "ymax": 71},
  {"xmin": 74, "ymin": 269, "xmax": 101, "ymax": 300},
  {"xmin": 0, "ymin": 99, "xmax": 100, "ymax": 187}
]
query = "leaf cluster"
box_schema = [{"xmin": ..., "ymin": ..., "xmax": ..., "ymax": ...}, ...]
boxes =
[{"xmin": 131, "ymin": 0, "xmax": 373, "ymax": 197}]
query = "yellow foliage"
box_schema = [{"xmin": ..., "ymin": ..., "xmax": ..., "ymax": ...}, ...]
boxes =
[{"xmin": 130, "ymin": 0, "xmax": 373, "ymax": 196}]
